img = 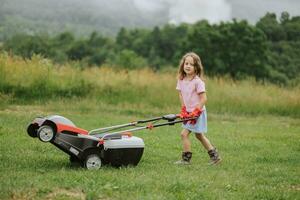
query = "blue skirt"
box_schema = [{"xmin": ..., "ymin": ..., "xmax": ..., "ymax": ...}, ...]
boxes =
[{"xmin": 182, "ymin": 109, "xmax": 207, "ymax": 134}]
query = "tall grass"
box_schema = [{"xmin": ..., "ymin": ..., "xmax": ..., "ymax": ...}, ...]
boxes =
[
  {"xmin": 0, "ymin": 53, "xmax": 92, "ymax": 99},
  {"xmin": 0, "ymin": 52, "xmax": 299, "ymax": 117}
]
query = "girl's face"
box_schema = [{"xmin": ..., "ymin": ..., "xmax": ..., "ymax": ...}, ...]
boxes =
[{"xmin": 183, "ymin": 56, "xmax": 195, "ymax": 76}]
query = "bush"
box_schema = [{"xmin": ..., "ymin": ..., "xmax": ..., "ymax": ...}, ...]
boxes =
[
  {"xmin": 268, "ymin": 69, "xmax": 289, "ymax": 85},
  {"xmin": 114, "ymin": 50, "xmax": 148, "ymax": 69}
]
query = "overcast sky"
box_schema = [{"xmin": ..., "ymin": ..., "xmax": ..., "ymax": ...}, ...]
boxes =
[{"xmin": 133, "ymin": 0, "xmax": 300, "ymax": 24}]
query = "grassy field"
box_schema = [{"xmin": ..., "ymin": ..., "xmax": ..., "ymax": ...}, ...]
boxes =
[
  {"xmin": 1, "ymin": 53, "xmax": 300, "ymax": 117},
  {"xmin": 0, "ymin": 100, "xmax": 299, "ymax": 200},
  {"xmin": 0, "ymin": 53, "xmax": 300, "ymax": 199}
]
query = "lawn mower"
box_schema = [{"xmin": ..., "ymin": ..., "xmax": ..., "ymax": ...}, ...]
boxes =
[{"xmin": 27, "ymin": 114, "xmax": 196, "ymax": 170}]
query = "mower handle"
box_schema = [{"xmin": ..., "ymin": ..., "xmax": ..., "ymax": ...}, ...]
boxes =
[
  {"xmin": 89, "ymin": 114, "xmax": 188, "ymax": 135},
  {"xmin": 137, "ymin": 114, "xmax": 179, "ymax": 122},
  {"xmin": 93, "ymin": 115, "xmax": 198, "ymax": 140}
]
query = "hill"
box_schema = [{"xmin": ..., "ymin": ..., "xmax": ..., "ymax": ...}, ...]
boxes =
[{"xmin": 0, "ymin": 0, "xmax": 167, "ymax": 40}]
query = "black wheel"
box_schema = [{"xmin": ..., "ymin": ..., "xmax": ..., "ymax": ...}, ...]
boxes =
[
  {"xmin": 27, "ymin": 124, "xmax": 38, "ymax": 138},
  {"xmin": 37, "ymin": 125, "xmax": 55, "ymax": 142},
  {"xmin": 69, "ymin": 155, "xmax": 81, "ymax": 163},
  {"xmin": 84, "ymin": 153, "xmax": 102, "ymax": 170},
  {"xmin": 69, "ymin": 155, "xmax": 83, "ymax": 167}
]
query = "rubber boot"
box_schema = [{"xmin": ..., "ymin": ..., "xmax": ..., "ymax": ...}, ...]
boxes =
[
  {"xmin": 174, "ymin": 152, "xmax": 192, "ymax": 165},
  {"xmin": 208, "ymin": 148, "xmax": 221, "ymax": 165}
]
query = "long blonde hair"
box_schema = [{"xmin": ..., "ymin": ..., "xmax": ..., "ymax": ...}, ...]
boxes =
[{"xmin": 177, "ymin": 52, "xmax": 204, "ymax": 80}]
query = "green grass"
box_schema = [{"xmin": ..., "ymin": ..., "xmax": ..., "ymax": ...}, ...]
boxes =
[
  {"xmin": 0, "ymin": 52, "xmax": 299, "ymax": 199},
  {"xmin": 0, "ymin": 99, "xmax": 299, "ymax": 200}
]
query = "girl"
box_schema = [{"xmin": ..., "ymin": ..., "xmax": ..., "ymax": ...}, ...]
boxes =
[{"xmin": 175, "ymin": 52, "xmax": 221, "ymax": 165}]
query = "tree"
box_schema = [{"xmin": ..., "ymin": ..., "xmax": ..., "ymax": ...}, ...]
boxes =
[
  {"xmin": 116, "ymin": 27, "xmax": 132, "ymax": 50},
  {"xmin": 66, "ymin": 40, "xmax": 92, "ymax": 60},
  {"xmin": 280, "ymin": 11, "xmax": 290, "ymax": 24},
  {"xmin": 4, "ymin": 34, "xmax": 51, "ymax": 58},
  {"xmin": 219, "ymin": 20, "xmax": 269, "ymax": 79},
  {"xmin": 256, "ymin": 13, "xmax": 286, "ymax": 41}
]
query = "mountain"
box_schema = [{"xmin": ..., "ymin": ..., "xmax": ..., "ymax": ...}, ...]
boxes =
[{"xmin": 0, "ymin": 0, "xmax": 168, "ymax": 39}]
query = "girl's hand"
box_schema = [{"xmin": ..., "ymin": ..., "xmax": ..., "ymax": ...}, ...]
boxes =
[
  {"xmin": 189, "ymin": 108, "xmax": 202, "ymax": 118},
  {"xmin": 179, "ymin": 106, "xmax": 189, "ymax": 124},
  {"xmin": 179, "ymin": 106, "xmax": 189, "ymax": 118},
  {"xmin": 188, "ymin": 108, "xmax": 202, "ymax": 125}
]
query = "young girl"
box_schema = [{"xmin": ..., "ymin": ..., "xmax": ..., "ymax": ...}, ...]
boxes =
[{"xmin": 175, "ymin": 52, "xmax": 221, "ymax": 165}]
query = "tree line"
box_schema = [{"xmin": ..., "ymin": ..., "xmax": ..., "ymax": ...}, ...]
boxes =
[{"xmin": 1, "ymin": 12, "xmax": 300, "ymax": 85}]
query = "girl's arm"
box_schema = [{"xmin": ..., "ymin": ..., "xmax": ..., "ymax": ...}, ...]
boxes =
[
  {"xmin": 178, "ymin": 92, "xmax": 185, "ymax": 107},
  {"xmin": 196, "ymin": 92, "xmax": 207, "ymax": 110}
]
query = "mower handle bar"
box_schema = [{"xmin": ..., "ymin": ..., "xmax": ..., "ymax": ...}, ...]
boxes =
[
  {"xmin": 90, "ymin": 114, "xmax": 198, "ymax": 140},
  {"xmin": 89, "ymin": 114, "xmax": 178, "ymax": 135}
]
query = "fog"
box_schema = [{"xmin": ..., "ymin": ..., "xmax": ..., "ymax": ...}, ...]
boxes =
[
  {"xmin": 1, "ymin": 0, "xmax": 300, "ymax": 37},
  {"xmin": 228, "ymin": 0, "xmax": 300, "ymax": 23},
  {"xmin": 133, "ymin": 0, "xmax": 232, "ymax": 24},
  {"xmin": 3, "ymin": 0, "xmax": 300, "ymax": 25},
  {"xmin": 132, "ymin": 0, "xmax": 300, "ymax": 24}
]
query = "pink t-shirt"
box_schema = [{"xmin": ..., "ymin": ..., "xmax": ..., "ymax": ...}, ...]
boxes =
[{"xmin": 176, "ymin": 76, "xmax": 206, "ymax": 112}]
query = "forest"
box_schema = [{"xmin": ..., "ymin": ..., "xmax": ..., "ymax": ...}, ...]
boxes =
[{"xmin": 1, "ymin": 12, "xmax": 300, "ymax": 86}]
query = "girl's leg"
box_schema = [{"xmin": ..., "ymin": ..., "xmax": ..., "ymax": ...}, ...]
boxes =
[
  {"xmin": 195, "ymin": 134, "xmax": 214, "ymax": 151},
  {"xmin": 175, "ymin": 129, "xmax": 192, "ymax": 164},
  {"xmin": 195, "ymin": 133, "xmax": 221, "ymax": 164},
  {"xmin": 181, "ymin": 129, "xmax": 191, "ymax": 152}
]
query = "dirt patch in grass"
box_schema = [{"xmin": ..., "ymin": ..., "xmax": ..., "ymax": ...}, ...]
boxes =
[
  {"xmin": 45, "ymin": 188, "xmax": 85, "ymax": 200},
  {"xmin": 288, "ymin": 185, "xmax": 300, "ymax": 191},
  {"xmin": 10, "ymin": 190, "xmax": 37, "ymax": 200}
]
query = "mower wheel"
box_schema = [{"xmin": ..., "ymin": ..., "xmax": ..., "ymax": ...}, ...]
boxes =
[
  {"xmin": 37, "ymin": 125, "xmax": 55, "ymax": 142},
  {"xmin": 84, "ymin": 153, "xmax": 102, "ymax": 170},
  {"xmin": 69, "ymin": 156, "xmax": 83, "ymax": 167},
  {"xmin": 69, "ymin": 155, "xmax": 80, "ymax": 163},
  {"xmin": 27, "ymin": 124, "xmax": 38, "ymax": 138}
]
